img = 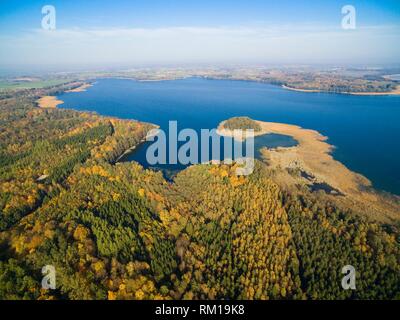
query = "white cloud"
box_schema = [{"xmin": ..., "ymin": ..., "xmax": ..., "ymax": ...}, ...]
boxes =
[{"xmin": 1, "ymin": 24, "xmax": 399, "ymax": 67}]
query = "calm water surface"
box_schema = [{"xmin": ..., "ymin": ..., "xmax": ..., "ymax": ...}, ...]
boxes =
[{"xmin": 59, "ymin": 78, "xmax": 400, "ymax": 195}]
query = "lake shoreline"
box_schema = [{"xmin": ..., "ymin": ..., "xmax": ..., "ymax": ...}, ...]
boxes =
[
  {"xmin": 36, "ymin": 81, "xmax": 95, "ymax": 108},
  {"xmin": 217, "ymin": 117, "xmax": 400, "ymax": 222},
  {"xmin": 36, "ymin": 96, "xmax": 64, "ymax": 108},
  {"xmin": 65, "ymin": 83, "xmax": 93, "ymax": 93},
  {"xmin": 52, "ymin": 77, "xmax": 400, "ymax": 196},
  {"xmin": 281, "ymin": 84, "xmax": 400, "ymax": 95},
  {"xmin": 217, "ymin": 118, "xmax": 372, "ymax": 196}
]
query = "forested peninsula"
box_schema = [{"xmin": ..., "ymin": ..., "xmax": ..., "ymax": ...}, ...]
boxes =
[{"xmin": 0, "ymin": 84, "xmax": 399, "ymax": 300}]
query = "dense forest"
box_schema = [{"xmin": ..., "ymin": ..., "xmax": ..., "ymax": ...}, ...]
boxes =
[
  {"xmin": 0, "ymin": 85, "xmax": 399, "ymax": 300},
  {"xmin": 222, "ymin": 117, "xmax": 261, "ymax": 132}
]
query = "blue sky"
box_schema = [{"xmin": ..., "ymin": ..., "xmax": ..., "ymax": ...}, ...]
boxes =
[
  {"xmin": 0, "ymin": 0, "xmax": 399, "ymax": 69},
  {"xmin": 1, "ymin": 0, "xmax": 399, "ymax": 30}
]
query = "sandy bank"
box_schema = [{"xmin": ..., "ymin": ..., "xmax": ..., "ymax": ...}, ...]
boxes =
[
  {"xmin": 65, "ymin": 83, "xmax": 93, "ymax": 93},
  {"xmin": 36, "ymin": 96, "xmax": 64, "ymax": 108},
  {"xmin": 36, "ymin": 82, "xmax": 93, "ymax": 108},
  {"xmin": 281, "ymin": 85, "xmax": 322, "ymax": 93}
]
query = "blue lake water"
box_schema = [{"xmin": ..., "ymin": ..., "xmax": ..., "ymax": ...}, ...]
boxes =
[{"xmin": 59, "ymin": 78, "xmax": 400, "ymax": 195}]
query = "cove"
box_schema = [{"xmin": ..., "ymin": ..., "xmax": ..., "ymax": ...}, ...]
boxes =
[{"xmin": 59, "ymin": 77, "xmax": 400, "ymax": 195}]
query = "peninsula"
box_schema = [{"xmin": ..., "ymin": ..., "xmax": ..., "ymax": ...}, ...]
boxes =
[
  {"xmin": 217, "ymin": 117, "xmax": 400, "ymax": 222},
  {"xmin": 36, "ymin": 95, "xmax": 64, "ymax": 108}
]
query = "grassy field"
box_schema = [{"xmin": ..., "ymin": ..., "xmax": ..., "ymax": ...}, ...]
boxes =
[{"xmin": 0, "ymin": 79, "xmax": 70, "ymax": 90}]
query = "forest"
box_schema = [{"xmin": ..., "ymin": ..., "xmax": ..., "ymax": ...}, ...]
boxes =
[
  {"xmin": 0, "ymin": 84, "xmax": 399, "ymax": 300},
  {"xmin": 222, "ymin": 117, "xmax": 261, "ymax": 132}
]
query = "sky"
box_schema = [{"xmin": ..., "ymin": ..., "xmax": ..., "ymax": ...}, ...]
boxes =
[{"xmin": 0, "ymin": 0, "xmax": 399, "ymax": 70}]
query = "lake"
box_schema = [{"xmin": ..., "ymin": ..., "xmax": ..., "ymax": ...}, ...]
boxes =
[{"xmin": 59, "ymin": 78, "xmax": 400, "ymax": 195}]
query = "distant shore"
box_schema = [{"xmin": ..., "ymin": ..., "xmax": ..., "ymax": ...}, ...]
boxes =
[
  {"xmin": 36, "ymin": 82, "xmax": 93, "ymax": 108},
  {"xmin": 347, "ymin": 86, "xmax": 400, "ymax": 95},
  {"xmin": 217, "ymin": 118, "xmax": 372, "ymax": 197},
  {"xmin": 217, "ymin": 117, "xmax": 400, "ymax": 221},
  {"xmin": 282, "ymin": 84, "xmax": 400, "ymax": 95},
  {"xmin": 281, "ymin": 85, "xmax": 322, "ymax": 93},
  {"xmin": 65, "ymin": 83, "xmax": 93, "ymax": 93}
]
